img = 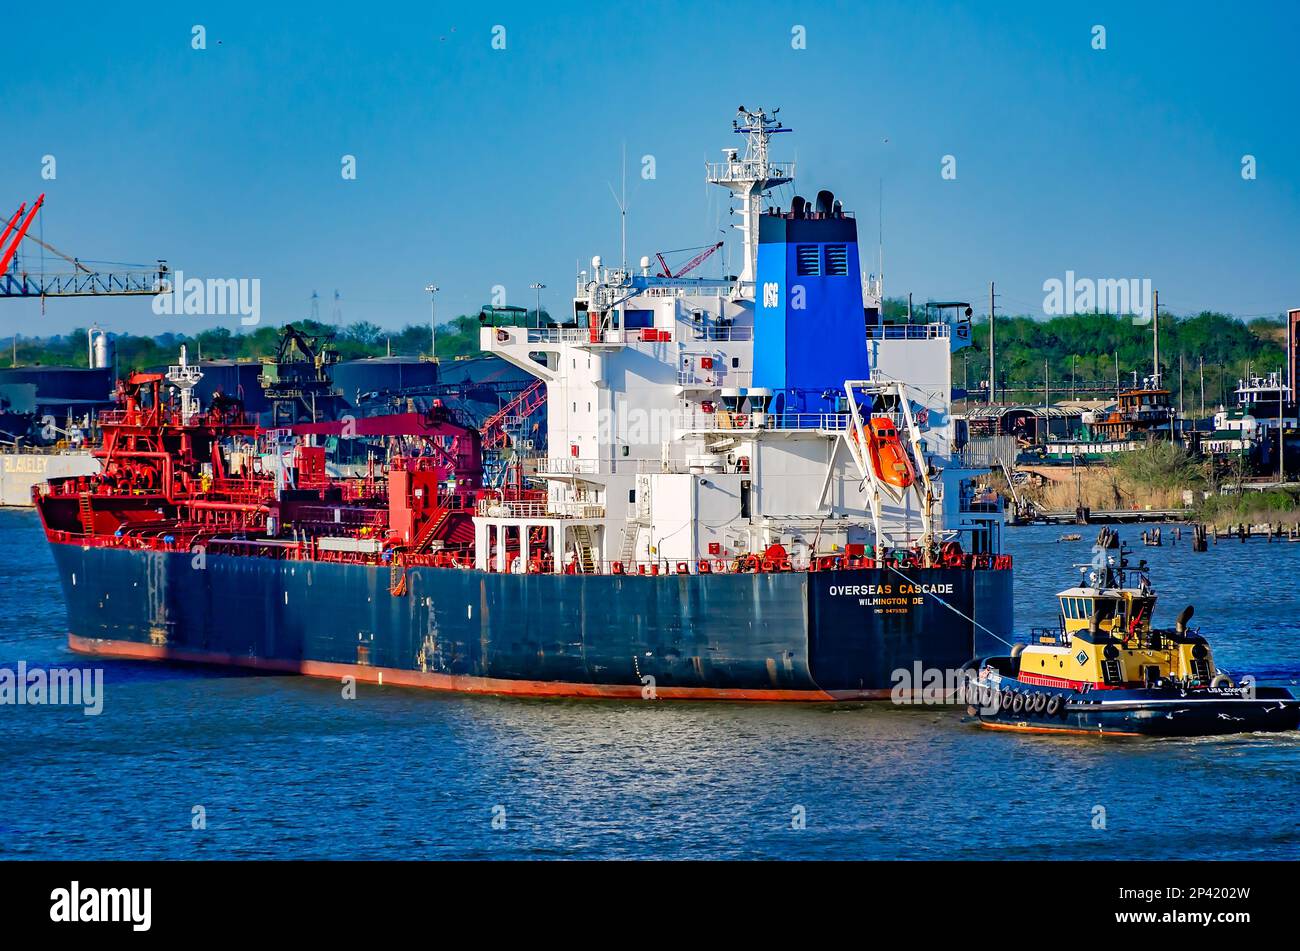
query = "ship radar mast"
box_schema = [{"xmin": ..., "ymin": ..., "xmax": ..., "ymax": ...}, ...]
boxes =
[
  {"xmin": 166, "ymin": 344, "xmax": 203, "ymax": 424},
  {"xmin": 706, "ymin": 106, "xmax": 794, "ymax": 297}
]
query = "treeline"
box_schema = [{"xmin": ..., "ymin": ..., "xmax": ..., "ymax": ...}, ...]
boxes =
[
  {"xmin": 951, "ymin": 309, "xmax": 1286, "ymax": 407},
  {"xmin": 6, "ymin": 301, "xmax": 1288, "ymax": 404}
]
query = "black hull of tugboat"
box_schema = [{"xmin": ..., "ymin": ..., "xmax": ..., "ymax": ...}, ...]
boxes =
[
  {"xmin": 51, "ymin": 543, "xmax": 1013, "ymax": 702},
  {"xmin": 966, "ymin": 667, "xmax": 1300, "ymax": 737}
]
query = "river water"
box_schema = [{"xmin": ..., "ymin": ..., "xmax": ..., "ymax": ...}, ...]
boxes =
[{"xmin": 1, "ymin": 508, "xmax": 1296, "ymax": 859}]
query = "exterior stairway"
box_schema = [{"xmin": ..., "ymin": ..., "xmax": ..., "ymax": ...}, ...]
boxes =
[
  {"xmin": 78, "ymin": 493, "xmax": 94, "ymax": 535},
  {"xmin": 570, "ymin": 524, "xmax": 599, "ymax": 574},
  {"xmin": 410, "ymin": 505, "xmax": 450, "ymax": 553},
  {"xmin": 617, "ymin": 525, "xmax": 639, "ymax": 567}
]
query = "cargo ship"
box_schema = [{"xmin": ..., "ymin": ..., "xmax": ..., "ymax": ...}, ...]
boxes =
[{"xmin": 36, "ymin": 108, "xmax": 1013, "ymax": 701}]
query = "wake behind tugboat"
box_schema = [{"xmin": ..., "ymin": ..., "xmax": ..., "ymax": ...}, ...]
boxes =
[{"xmin": 964, "ymin": 543, "xmax": 1300, "ymax": 737}]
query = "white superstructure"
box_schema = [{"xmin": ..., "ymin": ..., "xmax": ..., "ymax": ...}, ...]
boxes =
[{"xmin": 475, "ymin": 110, "xmax": 1000, "ymax": 574}]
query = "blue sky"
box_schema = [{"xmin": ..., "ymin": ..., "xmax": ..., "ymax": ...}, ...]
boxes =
[{"xmin": 3, "ymin": 0, "xmax": 1298, "ymax": 338}]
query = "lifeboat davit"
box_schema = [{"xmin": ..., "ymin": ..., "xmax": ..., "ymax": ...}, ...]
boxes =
[{"xmin": 854, "ymin": 416, "xmax": 915, "ymax": 491}]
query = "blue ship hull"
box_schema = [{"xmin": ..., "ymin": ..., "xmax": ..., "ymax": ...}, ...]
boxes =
[{"xmin": 53, "ymin": 544, "xmax": 1012, "ymax": 701}]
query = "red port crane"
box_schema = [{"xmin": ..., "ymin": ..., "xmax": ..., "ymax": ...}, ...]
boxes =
[
  {"xmin": 1, "ymin": 194, "xmax": 166, "ymax": 298},
  {"xmin": 0, "ymin": 194, "xmax": 44, "ymax": 276}
]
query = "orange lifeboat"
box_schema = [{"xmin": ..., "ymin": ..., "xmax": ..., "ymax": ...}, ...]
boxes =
[{"xmin": 854, "ymin": 416, "xmax": 915, "ymax": 491}]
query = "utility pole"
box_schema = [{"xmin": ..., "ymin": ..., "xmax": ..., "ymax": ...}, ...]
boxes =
[
  {"xmin": 1044, "ymin": 357, "xmax": 1049, "ymax": 409},
  {"xmin": 1199, "ymin": 355, "xmax": 1205, "ymax": 420},
  {"xmin": 1071, "ymin": 354, "xmax": 1077, "ymax": 401},
  {"xmin": 1279, "ymin": 377, "xmax": 1285, "ymax": 483},
  {"xmin": 988, "ymin": 281, "xmax": 996, "ymax": 405},
  {"xmin": 530, "ymin": 282, "xmax": 546, "ymax": 328},
  {"xmin": 425, "ymin": 283, "xmax": 439, "ymax": 360},
  {"xmin": 1152, "ymin": 289, "xmax": 1160, "ymax": 387},
  {"xmin": 1179, "ymin": 352, "xmax": 1185, "ymax": 434},
  {"xmin": 907, "ymin": 292, "xmax": 912, "ymax": 324}
]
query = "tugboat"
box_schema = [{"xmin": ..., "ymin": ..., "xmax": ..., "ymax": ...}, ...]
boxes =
[{"xmin": 965, "ymin": 545, "xmax": 1300, "ymax": 737}]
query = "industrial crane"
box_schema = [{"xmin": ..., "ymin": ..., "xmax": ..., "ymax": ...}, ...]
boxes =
[{"xmin": 1, "ymin": 194, "xmax": 167, "ymax": 298}]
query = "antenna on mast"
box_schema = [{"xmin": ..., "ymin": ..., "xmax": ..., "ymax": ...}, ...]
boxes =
[
  {"xmin": 622, "ymin": 141, "xmax": 627, "ymax": 270},
  {"xmin": 878, "ymin": 177, "xmax": 884, "ymax": 297},
  {"xmin": 706, "ymin": 106, "xmax": 794, "ymax": 297},
  {"xmin": 606, "ymin": 143, "xmax": 629, "ymax": 273}
]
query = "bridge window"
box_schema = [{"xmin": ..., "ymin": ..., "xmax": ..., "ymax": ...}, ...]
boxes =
[
  {"xmin": 824, "ymin": 245, "xmax": 848, "ymax": 275},
  {"xmin": 796, "ymin": 245, "xmax": 820, "ymax": 276},
  {"xmin": 623, "ymin": 309, "xmax": 654, "ymax": 329}
]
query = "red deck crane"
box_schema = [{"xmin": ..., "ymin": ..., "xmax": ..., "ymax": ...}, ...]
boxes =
[
  {"xmin": 481, "ymin": 379, "xmax": 546, "ymax": 451},
  {"xmin": 655, "ymin": 241, "xmax": 724, "ymax": 279}
]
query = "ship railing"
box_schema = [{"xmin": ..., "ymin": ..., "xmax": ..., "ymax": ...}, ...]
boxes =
[
  {"xmin": 705, "ymin": 158, "xmax": 796, "ymax": 183},
  {"xmin": 572, "ymin": 281, "xmax": 736, "ymax": 302},
  {"xmin": 95, "ymin": 410, "xmax": 135, "ymax": 426},
  {"xmin": 866, "ymin": 323, "xmax": 952, "ymax": 340},
  {"xmin": 634, "ymin": 285, "xmax": 735, "ymax": 300},
  {"xmin": 292, "ymin": 505, "xmax": 388, "ymax": 529},
  {"xmin": 207, "ymin": 478, "xmax": 275, "ymax": 502},
  {"xmin": 672, "ymin": 410, "xmax": 851, "ymax": 433},
  {"xmin": 958, "ymin": 488, "xmax": 1003, "ymax": 514},
  {"xmin": 493, "ymin": 326, "xmax": 683, "ymax": 347},
  {"xmin": 532, "ymin": 457, "xmax": 599, "ymax": 475},
  {"xmin": 677, "ymin": 368, "xmax": 753, "ymax": 389},
  {"xmin": 685, "ymin": 325, "xmax": 753, "ymax": 342},
  {"xmin": 1029, "ymin": 625, "xmax": 1070, "ymax": 647},
  {"xmin": 0, "ymin": 441, "xmax": 89, "ymax": 455},
  {"xmin": 339, "ymin": 479, "xmax": 384, "ymax": 502},
  {"xmin": 475, "ymin": 498, "xmax": 605, "ymax": 520},
  {"xmin": 532, "ymin": 551, "xmax": 1012, "ymax": 576}
]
